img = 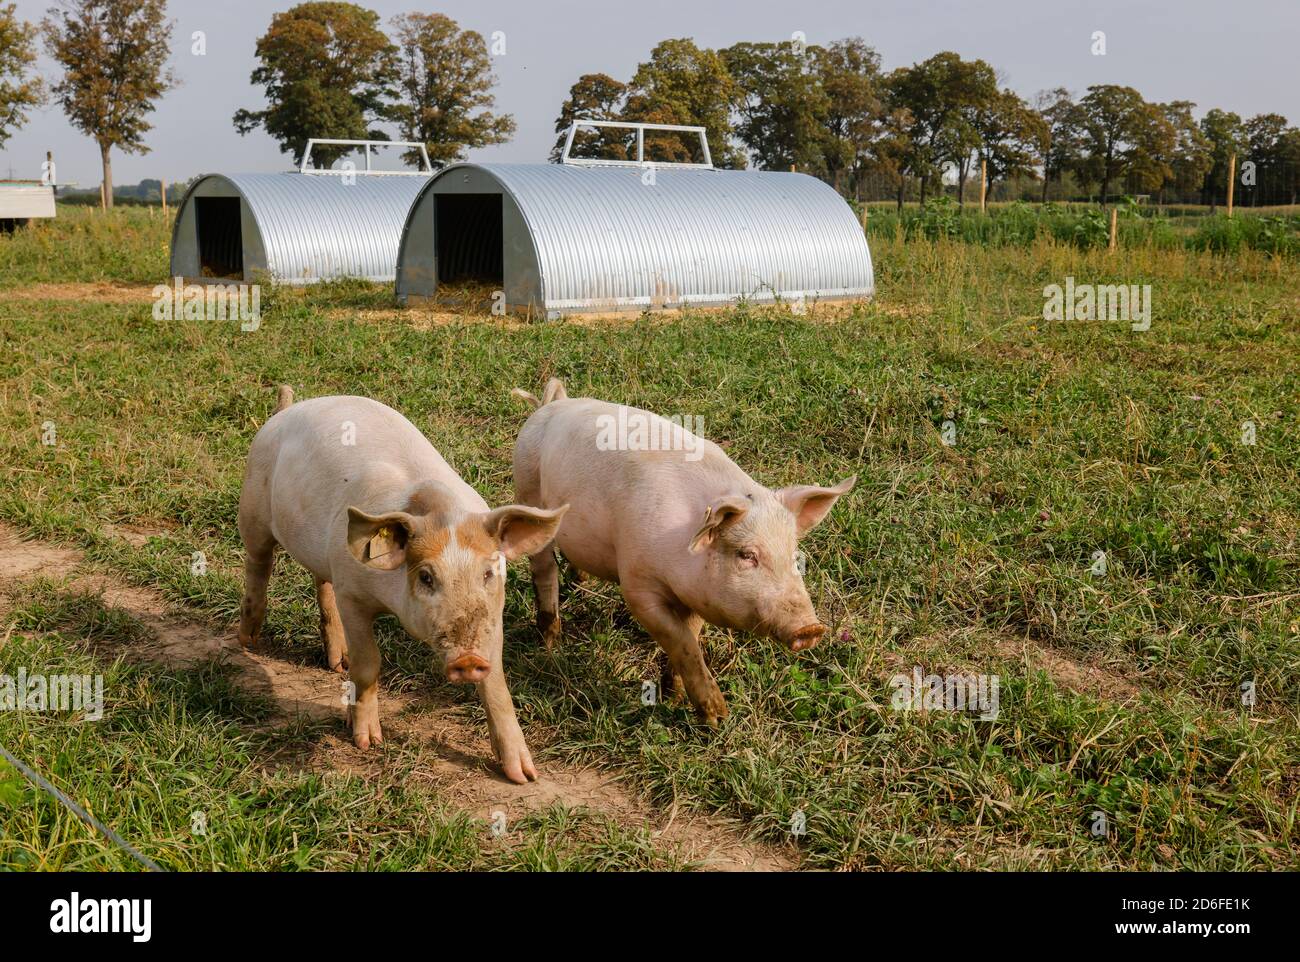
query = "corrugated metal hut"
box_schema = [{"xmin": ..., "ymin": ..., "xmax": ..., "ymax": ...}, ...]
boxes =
[
  {"xmin": 169, "ymin": 140, "xmax": 431, "ymax": 284},
  {"xmin": 394, "ymin": 121, "xmax": 873, "ymax": 317}
]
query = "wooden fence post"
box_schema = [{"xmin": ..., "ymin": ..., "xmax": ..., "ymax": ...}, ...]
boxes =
[
  {"xmin": 1108, "ymin": 207, "xmax": 1118, "ymax": 250},
  {"xmin": 1226, "ymin": 154, "xmax": 1236, "ymax": 217},
  {"xmin": 161, "ymin": 177, "xmax": 168, "ymax": 218},
  {"xmin": 979, "ymin": 159, "xmax": 987, "ymax": 213}
]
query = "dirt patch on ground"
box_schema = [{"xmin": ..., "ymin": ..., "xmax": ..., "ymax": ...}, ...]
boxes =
[
  {"xmin": 991, "ymin": 634, "xmax": 1141, "ymax": 700},
  {"xmin": 890, "ymin": 627, "xmax": 1141, "ymax": 702},
  {"xmin": 347, "ymin": 298, "xmax": 871, "ymax": 329},
  {"xmin": 867, "ymin": 298, "xmax": 932, "ymax": 320},
  {"xmin": 0, "ymin": 530, "xmax": 81, "ymax": 580},
  {"xmin": 0, "ymin": 523, "xmax": 794, "ymax": 871},
  {"xmin": 344, "ymin": 308, "xmax": 530, "ymax": 331},
  {"xmin": 3, "ymin": 282, "xmax": 155, "ymax": 303},
  {"xmin": 101, "ymin": 522, "xmax": 175, "ymax": 548}
]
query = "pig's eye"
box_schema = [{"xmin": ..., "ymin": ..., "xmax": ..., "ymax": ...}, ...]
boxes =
[
  {"xmin": 737, "ymin": 548, "xmax": 759, "ymax": 566},
  {"xmin": 417, "ymin": 569, "xmax": 435, "ymax": 588}
]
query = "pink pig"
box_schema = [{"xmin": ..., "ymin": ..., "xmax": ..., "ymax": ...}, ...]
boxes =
[
  {"xmin": 237, "ymin": 388, "xmax": 567, "ymax": 782},
  {"xmin": 511, "ymin": 379, "xmax": 855, "ymax": 724}
]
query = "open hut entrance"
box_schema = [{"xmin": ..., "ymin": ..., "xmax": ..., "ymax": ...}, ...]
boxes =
[
  {"xmin": 435, "ymin": 193, "xmax": 503, "ymax": 289},
  {"xmin": 196, "ymin": 196, "xmax": 243, "ymax": 278}
]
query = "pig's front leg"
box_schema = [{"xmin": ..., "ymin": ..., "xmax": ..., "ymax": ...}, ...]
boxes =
[
  {"xmin": 477, "ymin": 633, "xmax": 538, "ymax": 784},
  {"xmin": 315, "ymin": 578, "xmax": 349, "ymax": 673},
  {"xmin": 623, "ymin": 587, "xmax": 728, "ymax": 725},
  {"xmin": 338, "ymin": 599, "xmax": 384, "ymax": 749},
  {"xmin": 659, "ymin": 611, "xmax": 702, "ymax": 701}
]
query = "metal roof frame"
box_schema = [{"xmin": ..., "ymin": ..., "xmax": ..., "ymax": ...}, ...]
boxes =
[
  {"xmin": 559, "ymin": 120, "xmax": 714, "ymax": 169},
  {"xmin": 299, "ymin": 138, "xmax": 433, "ymax": 176}
]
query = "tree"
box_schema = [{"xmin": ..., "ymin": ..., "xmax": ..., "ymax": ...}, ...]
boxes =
[
  {"xmin": 886, "ymin": 52, "xmax": 997, "ymax": 205},
  {"xmin": 944, "ymin": 61, "xmax": 1000, "ymax": 206},
  {"xmin": 1244, "ymin": 113, "xmax": 1290, "ymax": 206},
  {"xmin": 1122, "ymin": 100, "xmax": 1176, "ymax": 198},
  {"xmin": 41, "ymin": 0, "xmax": 175, "ymax": 208},
  {"xmin": 1154, "ymin": 101, "xmax": 1210, "ymax": 204},
  {"xmin": 1276, "ymin": 127, "xmax": 1300, "ymax": 206},
  {"xmin": 550, "ymin": 72, "xmax": 628, "ymax": 162},
  {"xmin": 623, "ymin": 38, "xmax": 743, "ymax": 168},
  {"xmin": 388, "ymin": 13, "xmax": 513, "ymax": 169},
  {"xmin": 1071, "ymin": 84, "xmax": 1155, "ymax": 204},
  {"xmin": 1033, "ymin": 88, "xmax": 1082, "ymax": 202},
  {"xmin": 1245, "ymin": 113, "xmax": 1288, "ymax": 162},
  {"xmin": 867, "ymin": 105, "xmax": 914, "ymax": 208},
  {"xmin": 0, "ymin": 2, "xmax": 43, "ymax": 149},
  {"xmin": 234, "ymin": 2, "xmax": 395, "ymax": 168},
  {"xmin": 973, "ymin": 89, "xmax": 1048, "ymax": 202},
  {"xmin": 723, "ymin": 40, "xmax": 828, "ymax": 173},
  {"xmin": 1197, "ymin": 108, "xmax": 1248, "ymax": 207},
  {"xmin": 812, "ymin": 37, "xmax": 884, "ymax": 194}
]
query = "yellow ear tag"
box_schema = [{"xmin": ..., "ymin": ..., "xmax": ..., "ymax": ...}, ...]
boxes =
[{"xmin": 368, "ymin": 525, "xmax": 396, "ymax": 560}]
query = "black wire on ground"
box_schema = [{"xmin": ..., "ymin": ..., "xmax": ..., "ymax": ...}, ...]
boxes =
[{"xmin": 0, "ymin": 741, "xmax": 164, "ymax": 872}]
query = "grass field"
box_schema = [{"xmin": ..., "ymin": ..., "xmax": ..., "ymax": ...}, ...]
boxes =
[{"xmin": 1, "ymin": 205, "xmax": 1297, "ymax": 870}]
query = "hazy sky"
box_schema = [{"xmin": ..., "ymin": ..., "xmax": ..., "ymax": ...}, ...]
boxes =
[{"xmin": 3, "ymin": 0, "xmax": 1297, "ymax": 186}]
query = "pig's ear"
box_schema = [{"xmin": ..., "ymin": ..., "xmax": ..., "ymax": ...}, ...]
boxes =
[
  {"xmin": 483, "ymin": 503, "xmax": 569, "ymax": 561},
  {"xmin": 776, "ymin": 475, "xmax": 857, "ymax": 538},
  {"xmin": 688, "ymin": 496, "xmax": 750, "ymax": 553},
  {"xmin": 347, "ymin": 508, "xmax": 414, "ymax": 570}
]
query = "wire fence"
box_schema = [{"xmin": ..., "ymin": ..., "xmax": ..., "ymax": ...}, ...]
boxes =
[
  {"xmin": 808, "ymin": 161, "xmax": 1300, "ymax": 209},
  {"xmin": 0, "ymin": 741, "xmax": 163, "ymax": 871}
]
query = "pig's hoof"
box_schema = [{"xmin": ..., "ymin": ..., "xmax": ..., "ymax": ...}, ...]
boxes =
[
  {"xmin": 538, "ymin": 613, "xmax": 562, "ymax": 649},
  {"xmin": 497, "ymin": 741, "xmax": 539, "ymax": 784},
  {"xmin": 324, "ymin": 638, "xmax": 348, "ymax": 672},
  {"xmin": 696, "ymin": 700, "xmax": 730, "ymax": 728},
  {"xmin": 237, "ymin": 629, "xmax": 258, "ymax": 649},
  {"xmin": 352, "ymin": 724, "xmax": 383, "ymax": 750},
  {"xmin": 348, "ymin": 706, "xmax": 384, "ymax": 749}
]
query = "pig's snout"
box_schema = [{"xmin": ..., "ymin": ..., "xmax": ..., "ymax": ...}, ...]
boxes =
[
  {"xmin": 787, "ymin": 623, "xmax": 826, "ymax": 652},
  {"xmin": 445, "ymin": 652, "xmax": 491, "ymax": 683}
]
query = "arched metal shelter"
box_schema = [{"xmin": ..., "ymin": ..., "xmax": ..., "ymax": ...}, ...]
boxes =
[
  {"xmin": 395, "ymin": 121, "xmax": 873, "ymax": 318},
  {"xmin": 170, "ymin": 140, "xmax": 431, "ymax": 285}
]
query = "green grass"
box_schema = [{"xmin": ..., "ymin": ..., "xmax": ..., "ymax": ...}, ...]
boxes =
[
  {"xmin": 1, "ymin": 208, "xmax": 1297, "ymax": 870},
  {"xmin": 0, "ymin": 204, "xmax": 170, "ymax": 287},
  {"xmin": 0, "ymin": 584, "xmax": 683, "ymax": 871}
]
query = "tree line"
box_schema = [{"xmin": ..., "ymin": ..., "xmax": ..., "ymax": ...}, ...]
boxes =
[
  {"xmin": 2, "ymin": 1, "xmax": 1297, "ymax": 209},
  {"xmin": 554, "ymin": 39, "xmax": 1300, "ymax": 208},
  {"xmin": 0, "ymin": 1, "xmax": 511, "ymax": 205}
]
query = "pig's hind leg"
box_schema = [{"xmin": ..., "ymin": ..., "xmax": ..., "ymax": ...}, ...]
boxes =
[
  {"xmin": 237, "ymin": 516, "xmax": 276, "ymax": 649},
  {"xmin": 528, "ymin": 548, "xmax": 563, "ymax": 649},
  {"xmin": 315, "ymin": 578, "xmax": 349, "ymax": 672},
  {"xmin": 514, "ymin": 446, "xmax": 562, "ymax": 647}
]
